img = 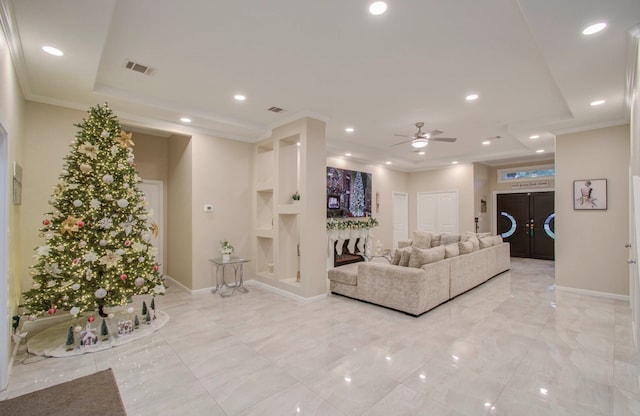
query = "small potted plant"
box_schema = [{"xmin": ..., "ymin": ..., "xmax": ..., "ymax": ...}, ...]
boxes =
[
  {"xmin": 220, "ymin": 240, "xmax": 234, "ymax": 261},
  {"xmin": 292, "ymin": 192, "xmax": 300, "ymax": 204}
]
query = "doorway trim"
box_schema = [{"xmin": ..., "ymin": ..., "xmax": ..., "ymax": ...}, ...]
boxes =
[{"xmin": 0, "ymin": 124, "xmax": 8, "ymax": 390}]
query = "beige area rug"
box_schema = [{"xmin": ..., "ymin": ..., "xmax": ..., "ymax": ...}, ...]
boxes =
[
  {"xmin": 0, "ymin": 368, "xmax": 126, "ymax": 416},
  {"xmin": 26, "ymin": 310, "xmax": 169, "ymax": 357}
]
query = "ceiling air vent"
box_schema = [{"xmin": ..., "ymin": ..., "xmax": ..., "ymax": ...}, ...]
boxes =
[
  {"xmin": 267, "ymin": 106, "xmax": 284, "ymax": 113},
  {"xmin": 124, "ymin": 60, "xmax": 154, "ymax": 75}
]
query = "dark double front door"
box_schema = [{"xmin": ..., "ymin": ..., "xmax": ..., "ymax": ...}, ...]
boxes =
[{"xmin": 497, "ymin": 192, "xmax": 555, "ymax": 260}]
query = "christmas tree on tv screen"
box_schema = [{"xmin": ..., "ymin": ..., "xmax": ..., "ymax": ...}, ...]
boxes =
[{"xmin": 21, "ymin": 103, "xmax": 165, "ymax": 318}]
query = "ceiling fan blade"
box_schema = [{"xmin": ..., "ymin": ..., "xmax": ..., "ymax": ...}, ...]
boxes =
[
  {"xmin": 391, "ymin": 140, "xmax": 413, "ymax": 147},
  {"xmin": 394, "ymin": 133, "xmax": 413, "ymax": 138},
  {"xmin": 429, "ymin": 137, "xmax": 457, "ymax": 143},
  {"xmin": 425, "ymin": 129, "xmax": 443, "ymax": 138}
]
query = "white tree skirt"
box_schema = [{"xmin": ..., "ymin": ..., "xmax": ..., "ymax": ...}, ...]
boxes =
[{"xmin": 26, "ymin": 310, "xmax": 169, "ymax": 357}]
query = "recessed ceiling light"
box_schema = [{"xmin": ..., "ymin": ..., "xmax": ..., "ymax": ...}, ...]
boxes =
[
  {"xmin": 582, "ymin": 22, "xmax": 607, "ymax": 35},
  {"xmin": 234, "ymin": 94, "xmax": 246, "ymax": 101},
  {"xmin": 482, "ymin": 141, "xmax": 491, "ymax": 145},
  {"xmin": 369, "ymin": 1, "xmax": 387, "ymax": 15},
  {"xmin": 529, "ymin": 134, "xmax": 540, "ymax": 139},
  {"xmin": 42, "ymin": 46, "xmax": 63, "ymax": 56},
  {"xmin": 385, "ymin": 161, "xmax": 392, "ymax": 165},
  {"xmin": 590, "ymin": 99, "xmax": 605, "ymax": 106},
  {"xmin": 452, "ymin": 161, "xmax": 459, "ymax": 165},
  {"xmin": 536, "ymin": 149, "xmax": 545, "ymax": 153},
  {"xmin": 466, "ymin": 94, "xmax": 479, "ymax": 101},
  {"xmin": 180, "ymin": 117, "xmax": 191, "ymax": 123},
  {"xmin": 345, "ymin": 153, "xmax": 352, "ymax": 157},
  {"xmin": 345, "ymin": 127, "xmax": 354, "ymax": 133}
]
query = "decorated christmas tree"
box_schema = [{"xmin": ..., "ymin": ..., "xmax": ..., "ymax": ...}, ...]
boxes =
[
  {"xmin": 21, "ymin": 103, "xmax": 165, "ymax": 318},
  {"xmin": 349, "ymin": 171, "xmax": 365, "ymax": 217}
]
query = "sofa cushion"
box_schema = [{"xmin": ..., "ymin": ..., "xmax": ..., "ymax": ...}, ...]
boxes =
[
  {"xmin": 397, "ymin": 240, "xmax": 412, "ymax": 249},
  {"xmin": 328, "ymin": 263, "xmax": 359, "ymax": 285},
  {"xmin": 392, "ymin": 246, "xmax": 412, "ymax": 266},
  {"xmin": 412, "ymin": 232, "xmax": 432, "ymax": 249},
  {"xmin": 431, "ymin": 233, "xmax": 442, "ymax": 247},
  {"xmin": 458, "ymin": 240, "xmax": 476, "ymax": 254},
  {"xmin": 468, "ymin": 237, "xmax": 480, "ymax": 251},
  {"xmin": 444, "ymin": 243, "xmax": 459, "ymax": 258},
  {"xmin": 441, "ymin": 233, "xmax": 461, "ymax": 246},
  {"xmin": 479, "ymin": 236, "xmax": 494, "ymax": 249},
  {"xmin": 409, "ymin": 245, "xmax": 445, "ymax": 268},
  {"xmin": 492, "ymin": 235, "xmax": 503, "ymax": 245}
]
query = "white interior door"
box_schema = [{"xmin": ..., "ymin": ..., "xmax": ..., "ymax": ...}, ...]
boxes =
[
  {"xmin": 138, "ymin": 180, "xmax": 164, "ymax": 275},
  {"xmin": 417, "ymin": 191, "xmax": 458, "ymax": 234},
  {"xmin": 392, "ymin": 192, "xmax": 408, "ymax": 248},
  {"xmin": 417, "ymin": 193, "xmax": 437, "ymax": 232}
]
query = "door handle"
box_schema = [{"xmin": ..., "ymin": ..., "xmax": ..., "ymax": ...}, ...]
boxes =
[
  {"xmin": 628, "ymin": 259, "xmax": 637, "ymax": 264},
  {"xmin": 625, "ymin": 244, "xmax": 632, "ymax": 248}
]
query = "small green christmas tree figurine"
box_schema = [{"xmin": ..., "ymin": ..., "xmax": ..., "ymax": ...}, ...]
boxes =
[
  {"xmin": 100, "ymin": 319, "xmax": 109, "ymax": 340},
  {"xmin": 142, "ymin": 301, "xmax": 148, "ymax": 316},
  {"xmin": 134, "ymin": 315, "xmax": 140, "ymax": 328},
  {"xmin": 145, "ymin": 310, "xmax": 151, "ymax": 324},
  {"xmin": 21, "ymin": 103, "xmax": 165, "ymax": 318},
  {"xmin": 150, "ymin": 298, "xmax": 155, "ymax": 311},
  {"xmin": 65, "ymin": 326, "xmax": 75, "ymax": 351}
]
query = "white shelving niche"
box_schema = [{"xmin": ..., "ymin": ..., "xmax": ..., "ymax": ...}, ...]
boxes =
[{"xmin": 252, "ymin": 117, "xmax": 327, "ymax": 298}]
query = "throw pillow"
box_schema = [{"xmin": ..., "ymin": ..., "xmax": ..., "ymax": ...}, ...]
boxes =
[
  {"xmin": 412, "ymin": 231, "xmax": 432, "ymax": 249},
  {"xmin": 444, "ymin": 243, "xmax": 459, "ymax": 258},
  {"xmin": 479, "ymin": 236, "xmax": 494, "ymax": 249},
  {"xmin": 431, "ymin": 233, "xmax": 442, "ymax": 247},
  {"xmin": 468, "ymin": 237, "xmax": 480, "ymax": 251},
  {"xmin": 492, "ymin": 235, "xmax": 504, "ymax": 245},
  {"xmin": 391, "ymin": 249, "xmax": 402, "ymax": 265},
  {"xmin": 408, "ymin": 245, "xmax": 445, "ymax": 268},
  {"xmin": 399, "ymin": 247, "xmax": 413, "ymax": 267},
  {"xmin": 458, "ymin": 240, "xmax": 475, "ymax": 254},
  {"xmin": 460, "ymin": 231, "xmax": 477, "ymax": 242},
  {"xmin": 441, "ymin": 233, "xmax": 461, "ymax": 246}
]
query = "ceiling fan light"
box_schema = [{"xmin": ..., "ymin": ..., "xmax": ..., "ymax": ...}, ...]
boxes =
[{"xmin": 411, "ymin": 139, "xmax": 428, "ymax": 148}]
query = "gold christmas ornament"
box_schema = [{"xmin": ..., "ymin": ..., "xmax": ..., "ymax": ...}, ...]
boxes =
[
  {"xmin": 61, "ymin": 215, "xmax": 82, "ymax": 235},
  {"xmin": 115, "ymin": 130, "xmax": 135, "ymax": 148}
]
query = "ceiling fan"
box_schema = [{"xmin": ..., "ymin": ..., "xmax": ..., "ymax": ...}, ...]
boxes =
[{"xmin": 392, "ymin": 122, "xmax": 457, "ymax": 149}]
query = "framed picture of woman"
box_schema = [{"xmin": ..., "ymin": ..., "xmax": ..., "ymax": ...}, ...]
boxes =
[{"xmin": 574, "ymin": 179, "xmax": 607, "ymax": 210}]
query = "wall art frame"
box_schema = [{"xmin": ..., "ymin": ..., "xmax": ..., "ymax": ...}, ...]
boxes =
[{"xmin": 573, "ymin": 178, "xmax": 607, "ymax": 210}]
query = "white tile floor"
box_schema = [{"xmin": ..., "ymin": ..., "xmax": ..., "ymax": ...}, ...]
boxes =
[{"xmin": 2, "ymin": 258, "xmax": 640, "ymax": 415}]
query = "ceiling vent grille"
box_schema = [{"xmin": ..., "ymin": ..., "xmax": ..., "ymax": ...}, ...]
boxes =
[
  {"xmin": 267, "ymin": 106, "xmax": 284, "ymax": 113},
  {"xmin": 124, "ymin": 60, "xmax": 154, "ymax": 75}
]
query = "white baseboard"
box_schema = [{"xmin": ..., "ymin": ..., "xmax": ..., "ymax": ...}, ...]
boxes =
[
  {"xmin": 244, "ymin": 280, "xmax": 327, "ymax": 303},
  {"xmin": 555, "ymin": 285, "xmax": 630, "ymax": 302},
  {"xmin": 163, "ymin": 276, "xmax": 327, "ymax": 302}
]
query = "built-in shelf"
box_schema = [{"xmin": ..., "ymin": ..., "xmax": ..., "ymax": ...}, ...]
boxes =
[
  {"xmin": 253, "ymin": 117, "xmax": 326, "ymax": 298},
  {"xmin": 278, "ymin": 204, "xmax": 301, "ymax": 215},
  {"xmin": 256, "ymin": 228, "xmax": 273, "ymax": 238}
]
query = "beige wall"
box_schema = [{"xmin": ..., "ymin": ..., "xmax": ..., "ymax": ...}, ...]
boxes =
[
  {"xmin": 1, "ymin": 23, "xmax": 26, "ymax": 389},
  {"xmin": 408, "ymin": 164, "xmax": 476, "ymax": 234},
  {"xmin": 326, "ymin": 156, "xmax": 410, "ymax": 249},
  {"xmin": 556, "ymin": 124, "xmax": 630, "ymax": 296},
  {"xmin": 134, "ymin": 133, "xmax": 168, "ymax": 181},
  {"xmin": 167, "ymin": 135, "xmax": 192, "ymax": 287},
  {"xmin": 190, "ymin": 132, "xmax": 253, "ymax": 291},
  {"xmin": 473, "ymin": 163, "xmax": 491, "ymax": 233}
]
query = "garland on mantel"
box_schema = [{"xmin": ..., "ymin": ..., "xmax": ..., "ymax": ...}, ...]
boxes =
[{"xmin": 326, "ymin": 217, "xmax": 379, "ymax": 231}]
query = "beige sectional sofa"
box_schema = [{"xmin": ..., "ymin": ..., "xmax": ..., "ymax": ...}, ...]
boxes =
[{"xmin": 328, "ymin": 232, "xmax": 510, "ymax": 316}]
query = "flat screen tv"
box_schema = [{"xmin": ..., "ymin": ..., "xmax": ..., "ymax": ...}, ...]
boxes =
[{"xmin": 326, "ymin": 167, "xmax": 372, "ymax": 218}]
